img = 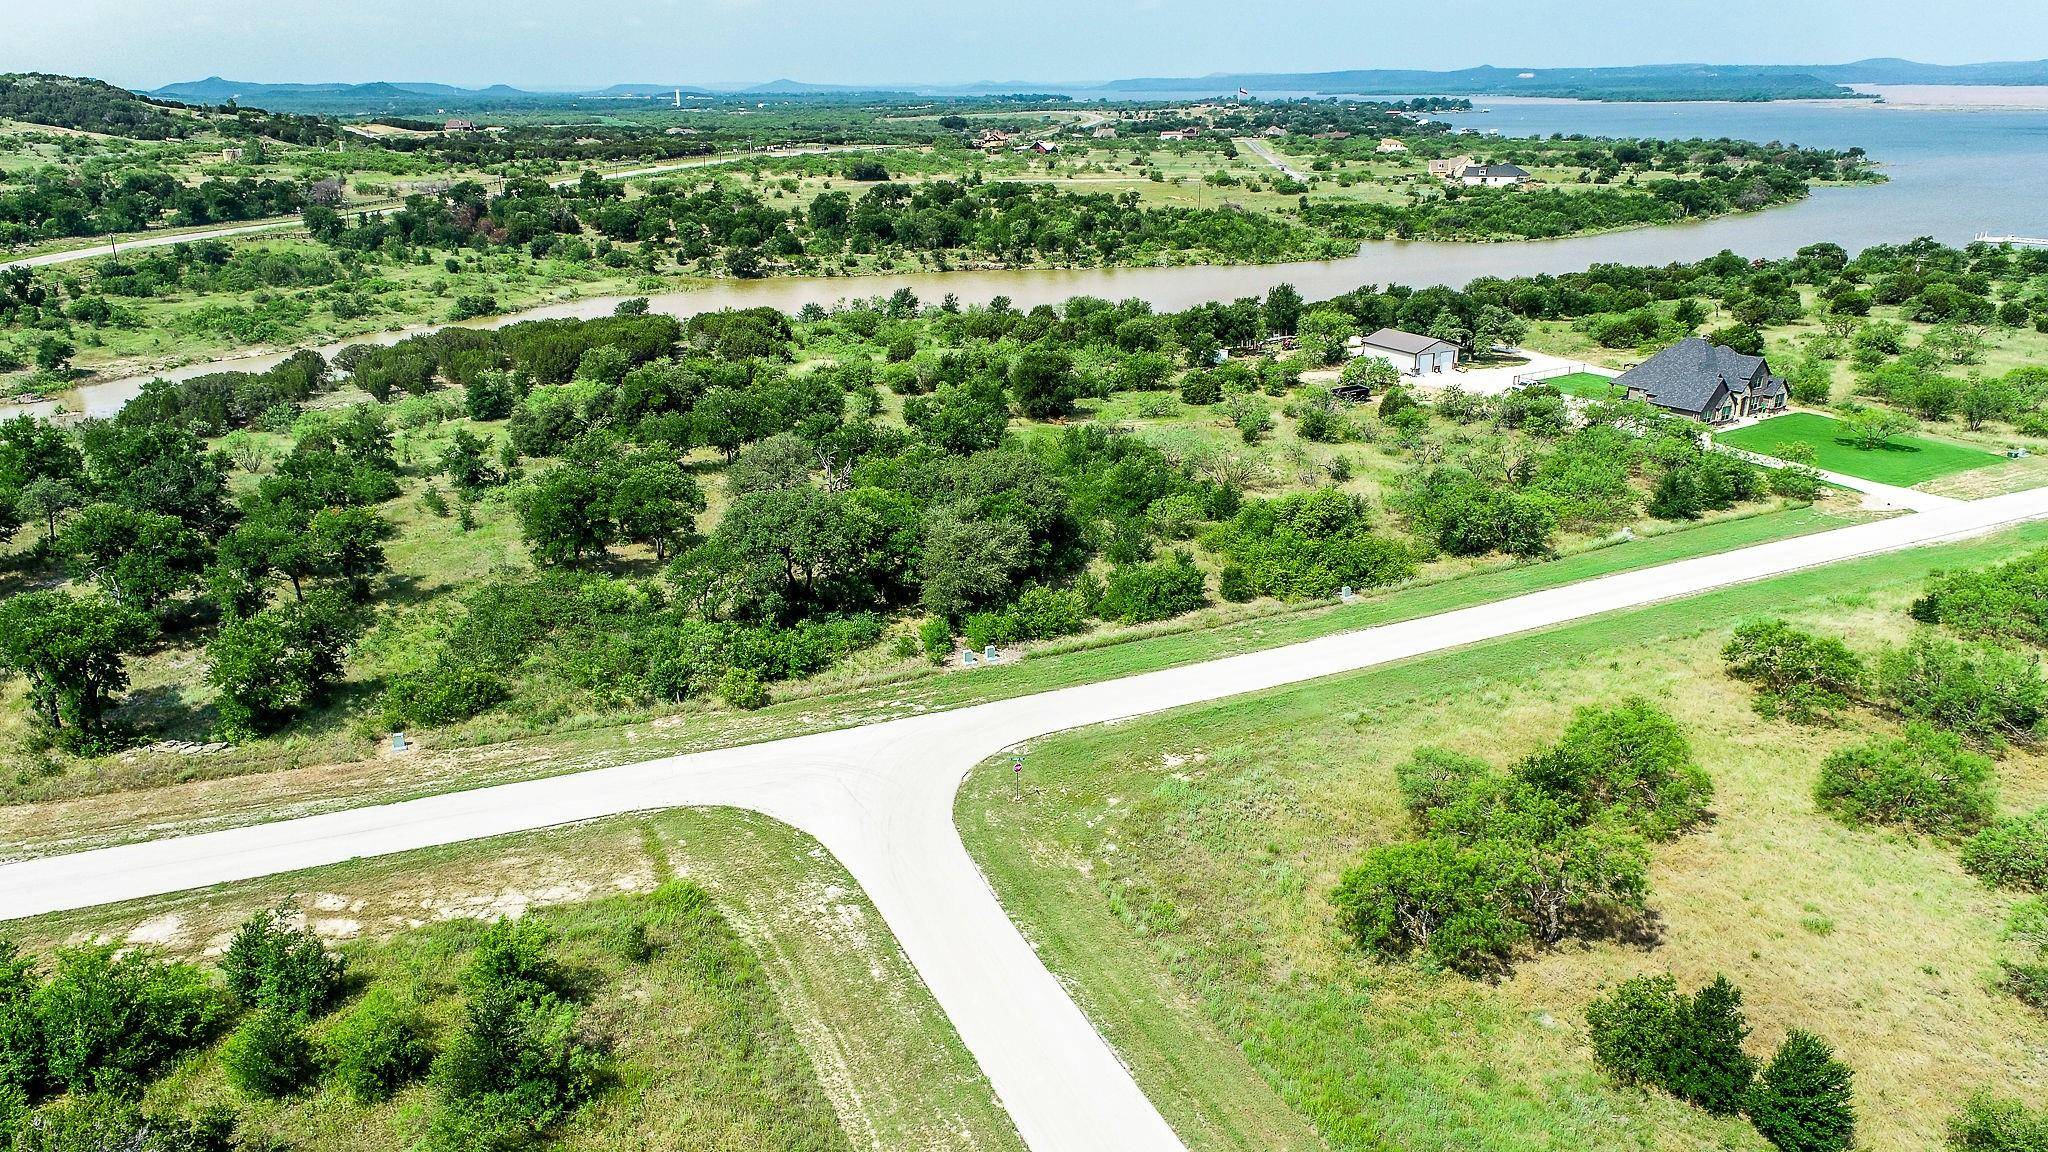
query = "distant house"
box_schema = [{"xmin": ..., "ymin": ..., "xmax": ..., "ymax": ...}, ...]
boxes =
[
  {"xmin": 443, "ymin": 119, "xmax": 479, "ymax": 133},
  {"xmin": 1460, "ymin": 163, "xmax": 1529, "ymax": 187},
  {"xmin": 1157, "ymin": 127, "xmax": 1203, "ymax": 141},
  {"xmin": 1427, "ymin": 154, "xmax": 1475, "ymax": 180},
  {"xmin": 1353, "ymin": 329, "xmax": 1460, "ymax": 376},
  {"xmin": 1375, "ymin": 138, "xmax": 1408, "ymax": 154},
  {"xmin": 1260, "ymin": 125, "xmax": 1287, "ymax": 138},
  {"xmin": 1616, "ymin": 337, "xmax": 1788, "ymax": 425},
  {"xmin": 1092, "ymin": 125, "xmax": 1118, "ymax": 139},
  {"xmin": 1030, "ymin": 140, "xmax": 1059, "ymax": 154},
  {"xmin": 219, "ymin": 147, "xmax": 245, "ymax": 163},
  {"xmin": 978, "ymin": 129, "xmax": 1015, "ymax": 152},
  {"xmin": 1311, "ymin": 130, "xmax": 1353, "ymax": 141}
]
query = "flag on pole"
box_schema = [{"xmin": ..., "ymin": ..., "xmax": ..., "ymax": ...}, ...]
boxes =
[{"xmin": 1237, "ymin": 87, "xmax": 1251, "ymax": 98}]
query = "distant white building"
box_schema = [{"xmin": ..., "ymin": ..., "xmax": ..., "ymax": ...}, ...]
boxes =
[
  {"xmin": 1459, "ymin": 162, "xmax": 1529, "ymax": 187},
  {"xmin": 1375, "ymin": 138, "xmax": 1408, "ymax": 154}
]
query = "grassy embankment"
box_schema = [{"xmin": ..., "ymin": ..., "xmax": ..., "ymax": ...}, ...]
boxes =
[
  {"xmin": 8, "ymin": 809, "xmax": 1024, "ymax": 1152},
  {"xmin": 959, "ymin": 520, "xmax": 2048, "ymax": 1152}
]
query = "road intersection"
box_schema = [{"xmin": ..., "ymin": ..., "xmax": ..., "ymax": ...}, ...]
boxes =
[{"xmin": 8, "ymin": 486, "xmax": 2048, "ymax": 1150}]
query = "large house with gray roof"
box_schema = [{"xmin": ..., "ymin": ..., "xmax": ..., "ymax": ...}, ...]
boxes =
[{"xmin": 1616, "ymin": 338, "xmax": 1788, "ymax": 425}]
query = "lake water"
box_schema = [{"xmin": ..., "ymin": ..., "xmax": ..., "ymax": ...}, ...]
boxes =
[{"xmin": 32, "ymin": 93, "xmax": 2048, "ymax": 418}]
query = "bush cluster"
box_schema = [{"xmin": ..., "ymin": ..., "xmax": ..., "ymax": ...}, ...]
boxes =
[
  {"xmin": 1588, "ymin": 973, "xmax": 1856, "ymax": 1152},
  {"xmin": 1331, "ymin": 701, "xmax": 1707, "ymax": 973}
]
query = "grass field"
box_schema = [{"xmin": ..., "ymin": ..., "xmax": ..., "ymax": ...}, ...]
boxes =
[
  {"xmin": 959, "ymin": 520, "xmax": 2048, "ymax": 1152},
  {"xmin": 1719, "ymin": 412, "xmax": 2005, "ymax": 486},
  {"xmin": 8, "ymin": 810, "xmax": 1024, "ymax": 1152},
  {"xmin": 1542, "ymin": 371, "xmax": 1626, "ymax": 400}
]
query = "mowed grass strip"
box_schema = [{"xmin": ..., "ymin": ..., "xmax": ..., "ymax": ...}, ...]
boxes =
[
  {"xmin": 1543, "ymin": 372, "xmax": 1626, "ymax": 400},
  {"xmin": 1719, "ymin": 412, "xmax": 2004, "ymax": 486},
  {"xmin": 960, "ymin": 521, "xmax": 2048, "ymax": 1152}
]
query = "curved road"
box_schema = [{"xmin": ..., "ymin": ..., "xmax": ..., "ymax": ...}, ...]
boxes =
[{"xmin": 7, "ymin": 487, "xmax": 2048, "ymax": 1150}]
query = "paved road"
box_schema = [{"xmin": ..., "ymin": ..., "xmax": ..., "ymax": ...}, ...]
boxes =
[
  {"xmin": 0, "ymin": 146, "xmax": 878, "ymax": 274},
  {"xmin": 8, "ymin": 487, "xmax": 2048, "ymax": 1151},
  {"xmin": 1236, "ymin": 136, "xmax": 1305, "ymax": 180}
]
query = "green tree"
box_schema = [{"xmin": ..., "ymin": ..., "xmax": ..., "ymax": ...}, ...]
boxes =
[
  {"xmin": 516, "ymin": 465, "xmax": 618, "ymax": 566},
  {"xmin": 608, "ymin": 451, "xmax": 704, "ymax": 561},
  {"xmin": 1747, "ymin": 1029, "xmax": 1857, "ymax": 1152},
  {"xmin": 1263, "ymin": 283, "xmax": 1303, "ymax": 336},
  {"xmin": 1296, "ymin": 308, "xmax": 1356, "ymax": 366},
  {"xmin": 59, "ymin": 502, "xmax": 202, "ymax": 612},
  {"xmin": 1875, "ymin": 633, "xmax": 2046, "ymax": 747},
  {"xmin": 0, "ymin": 591, "xmax": 151, "ymax": 750},
  {"xmin": 1009, "ymin": 347, "xmax": 1078, "ymax": 420},
  {"xmin": 1516, "ymin": 699, "xmax": 1712, "ymax": 840},
  {"xmin": 205, "ymin": 592, "xmax": 363, "ymax": 739},
  {"xmin": 1837, "ymin": 404, "xmax": 1917, "ymax": 450}
]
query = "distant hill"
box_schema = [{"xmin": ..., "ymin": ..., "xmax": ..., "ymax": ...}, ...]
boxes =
[
  {"xmin": 0, "ymin": 72, "xmax": 189, "ymax": 138},
  {"xmin": 140, "ymin": 58, "xmax": 2048, "ymax": 116},
  {"xmin": 1092, "ymin": 64, "xmax": 1858, "ymax": 102},
  {"xmin": 1811, "ymin": 58, "xmax": 2048, "ymax": 85},
  {"xmin": 1087, "ymin": 59, "xmax": 2048, "ymax": 102}
]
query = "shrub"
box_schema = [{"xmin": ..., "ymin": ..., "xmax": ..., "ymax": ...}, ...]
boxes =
[
  {"xmin": 1914, "ymin": 551, "xmax": 2048, "ymax": 647},
  {"xmin": 1330, "ymin": 836, "xmax": 1524, "ymax": 973},
  {"xmin": 1586, "ymin": 973, "xmax": 1686, "ymax": 1086},
  {"xmin": 9, "ymin": 1094, "xmax": 238, "ymax": 1152},
  {"xmin": 1096, "ymin": 552, "xmax": 1207, "ymax": 623},
  {"xmin": 0, "ymin": 941, "xmax": 40, "ymax": 1101},
  {"xmin": 918, "ymin": 616, "xmax": 953, "ymax": 664},
  {"xmin": 381, "ymin": 657, "xmax": 510, "ymax": 729},
  {"xmin": 1515, "ymin": 699, "xmax": 1712, "ymax": 840},
  {"xmin": 715, "ymin": 667, "xmax": 769, "ymax": 710},
  {"xmin": 1722, "ymin": 620, "xmax": 1865, "ymax": 724},
  {"xmin": 462, "ymin": 919, "xmax": 563, "ymax": 1001},
  {"xmin": 1814, "ymin": 725, "xmax": 1997, "ymax": 838},
  {"xmin": 1947, "ymin": 1094, "xmax": 2048, "ymax": 1152},
  {"xmin": 1586, "ymin": 973, "xmax": 1755, "ymax": 1115},
  {"xmin": 1962, "ymin": 808, "xmax": 2048, "ymax": 891},
  {"xmin": 31, "ymin": 944, "xmax": 230, "ymax": 1094},
  {"xmin": 428, "ymin": 983, "xmax": 606, "ymax": 1150},
  {"xmin": 1203, "ymin": 489, "xmax": 1414, "ymax": 601},
  {"xmin": 220, "ymin": 1006, "xmax": 315, "ymax": 1097},
  {"xmin": 324, "ymin": 987, "xmax": 433, "ymax": 1103},
  {"xmin": 1747, "ymin": 1029, "xmax": 1856, "ymax": 1152},
  {"xmin": 221, "ymin": 908, "xmax": 346, "ymax": 1016},
  {"xmin": 1876, "ymin": 634, "xmax": 2047, "ymax": 747},
  {"xmin": 1343, "ymin": 747, "xmax": 1652, "ymax": 973}
]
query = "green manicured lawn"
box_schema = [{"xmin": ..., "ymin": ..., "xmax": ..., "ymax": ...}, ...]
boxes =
[
  {"xmin": 962, "ymin": 521, "xmax": 2048, "ymax": 1152},
  {"xmin": 1719, "ymin": 412, "xmax": 2004, "ymax": 487},
  {"xmin": 1543, "ymin": 372, "xmax": 1625, "ymax": 400}
]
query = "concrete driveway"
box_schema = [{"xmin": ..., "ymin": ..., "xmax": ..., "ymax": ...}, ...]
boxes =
[{"xmin": 8, "ymin": 486, "xmax": 2048, "ymax": 1151}]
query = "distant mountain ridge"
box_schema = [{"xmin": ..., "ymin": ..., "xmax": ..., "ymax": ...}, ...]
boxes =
[{"xmin": 139, "ymin": 58, "xmax": 2048, "ymax": 114}]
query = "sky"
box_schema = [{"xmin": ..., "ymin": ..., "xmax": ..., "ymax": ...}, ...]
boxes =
[{"xmin": 5, "ymin": 0, "xmax": 2048, "ymax": 90}]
